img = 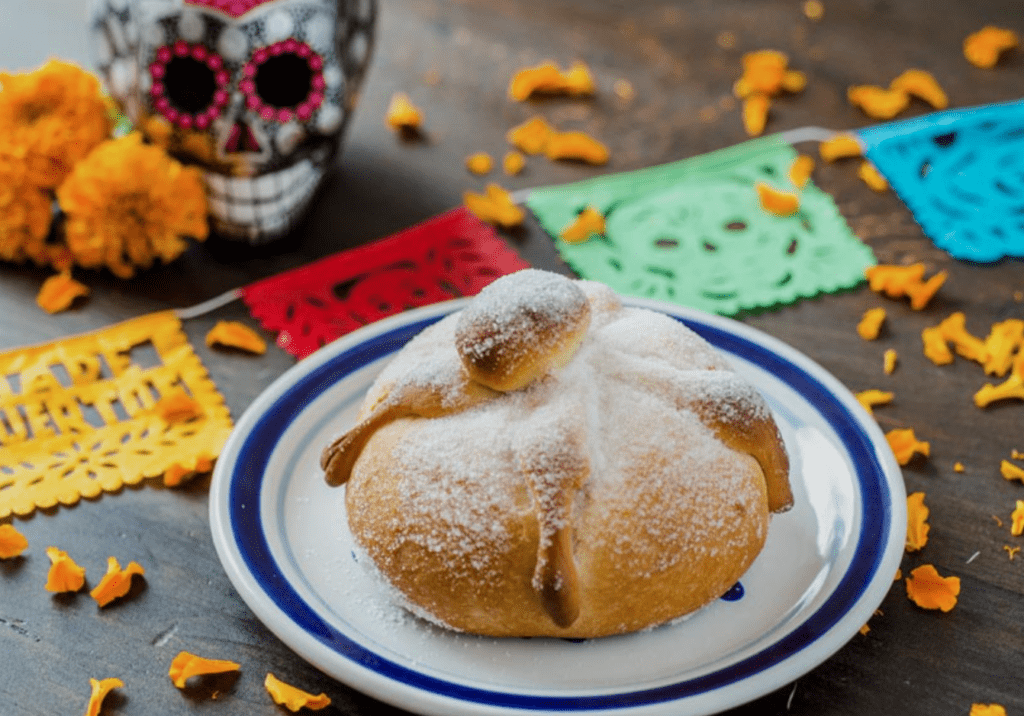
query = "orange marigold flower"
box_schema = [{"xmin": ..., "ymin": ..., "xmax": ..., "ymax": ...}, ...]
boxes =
[
  {"xmin": 970, "ymin": 704, "xmax": 1008, "ymax": 716},
  {"xmin": 0, "ymin": 146, "xmax": 54, "ymax": 266},
  {"xmin": 84, "ymin": 677, "xmax": 123, "ymax": 716},
  {"xmin": 1002, "ymin": 460, "xmax": 1024, "ymax": 484},
  {"xmin": 90, "ymin": 556, "xmax": 145, "ymax": 607},
  {"xmin": 857, "ymin": 161, "xmax": 889, "ymax": 192},
  {"xmin": 0, "ymin": 59, "xmax": 112, "ymax": 189},
  {"xmin": 742, "ymin": 94, "xmax": 770, "ymax": 137},
  {"xmin": 922, "ymin": 325, "xmax": 954, "ymax": 366},
  {"xmin": 206, "ymin": 320, "xmax": 267, "ymax": 355},
  {"xmin": 963, "ymin": 26, "xmax": 1019, "ymax": 69},
  {"xmin": 819, "ymin": 133, "xmax": 863, "ymax": 162},
  {"xmin": 463, "ymin": 183, "xmax": 525, "ymax": 228},
  {"xmin": 855, "ymin": 389, "xmax": 893, "ymax": 416},
  {"xmin": 384, "ymin": 92, "xmax": 422, "ymax": 131},
  {"xmin": 789, "ymin": 154, "xmax": 815, "ymax": 188},
  {"xmin": 168, "ymin": 651, "xmax": 240, "ymax": 688},
  {"xmin": 56, "ymin": 132, "xmax": 208, "ymax": 279},
  {"xmin": 889, "ymin": 69, "xmax": 948, "ymax": 109},
  {"xmin": 264, "ymin": 673, "xmax": 332, "ymax": 712},
  {"xmin": 45, "ymin": 546, "xmax": 86, "ymax": 593},
  {"xmin": 886, "ymin": 427, "xmax": 930, "ymax": 465},
  {"xmin": 0, "ymin": 523, "xmax": 29, "ymax": 558},
  {"xmin": 1012, "ymin": 500, "xmax": 1024, "ymax": 537},
  {"xmin": 36, "ymin": 272, "xmax": 89, "ymax": 314},
  {"xmin": 560, "ymin": 206, "xmax": 605, "ymax": 244},
  {"xmin": 544, "ymin": 131, "xmax": 609, "ymax": 165},
  {"xmin": 856, "ymin": 307, "xmax": 886, "ymax": 340},
  {"xmin": 506, "ymin": 115, "xmax": 555, "ymax": 155},
  {"xmin": 508, "ymin": 61, "xmax": 595, "ymax": 101},
  {"xmin": 465, "ymin": 152, "xmax": 493, "ymax": 175},
  {"xmin": 502, "ymin": 151, "xmax": 526, "ymax": 176},
  {"xmin": 905, "ymin": 491, "xmax": 929, "ymax": 552},
  {"xmin": 756, "ymin": 182, "xmax": 800, "ymax": 216},
  {"xmin": 982, "ymin": 319, "xmax": 1024, "ymax": 377},
  {"xmin": 884, "ymin": 348, "xmax": 898, "ymax": 375},
  {"xmin": 847, "ymin": 85, "xmax": 910, "ymax": 120},
  {"xmin": 155, "ymin": 388, "xmax": 204, "ymax": 423},
  {"xmin": 905, "ymin": 564, "xmax": 959, "ymax": 611}
]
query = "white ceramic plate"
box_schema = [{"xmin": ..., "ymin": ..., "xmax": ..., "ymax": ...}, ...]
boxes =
[{"xmin": 209, "ymin": 298, "xmax": 906, "ymax": 716}]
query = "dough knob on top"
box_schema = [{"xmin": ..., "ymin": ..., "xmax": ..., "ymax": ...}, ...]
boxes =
[{"xmin": 455, "ymin": 270, "xmax": 592, "ymax": 392}]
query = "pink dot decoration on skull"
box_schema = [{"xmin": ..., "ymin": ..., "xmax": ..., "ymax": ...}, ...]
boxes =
[
  {"xmin": 149, "ymin": 41, "xmax": 232, "ymax": 130},
  {"xmin": 239, "ymin": 40, "xmax": 326, "ymax": 124},
  {"xmin": 184, "ymin": 0, "xmax": 278, "ymax": 19}
]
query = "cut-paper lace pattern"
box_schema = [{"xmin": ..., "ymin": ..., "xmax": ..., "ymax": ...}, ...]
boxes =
[
  {"xmin": 240, "ymin": 208, "xmax": 530, "ymax": 359},
  {"xmin": 859, "ymin": 100, "xmax": 1024, "ymax": 263},
  {"xmin": 0, "ymin": 312, "xmax": 233, "ymax": 517},
  {"xmin": 527, "ymin": 136, "xmax": 875, "ymax": 316}
]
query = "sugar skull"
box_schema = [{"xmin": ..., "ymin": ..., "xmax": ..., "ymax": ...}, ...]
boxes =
[{"xmin": 89, "ymin": 0, "xmax": 376, "ymax": 243}]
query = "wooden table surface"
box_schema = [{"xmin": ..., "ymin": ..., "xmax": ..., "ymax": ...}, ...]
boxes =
[{"xmin": 2, "ymin": 1, "xmax": 1023, "ymax": 714}]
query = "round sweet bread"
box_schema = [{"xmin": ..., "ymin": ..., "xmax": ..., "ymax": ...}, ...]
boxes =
[{"xmin": 321, "ymin": 270, "xmax": 792, "ymax": 638}]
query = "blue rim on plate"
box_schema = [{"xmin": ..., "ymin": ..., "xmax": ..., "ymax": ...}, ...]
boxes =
[{"xmin": 210, "ymin": 298, "xmax": 905, "ymax": 714}]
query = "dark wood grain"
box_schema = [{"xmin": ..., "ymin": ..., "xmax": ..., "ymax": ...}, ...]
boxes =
[{"xmin": 2, "ymin": 1, "xmax": 1023, "ymax": 714}]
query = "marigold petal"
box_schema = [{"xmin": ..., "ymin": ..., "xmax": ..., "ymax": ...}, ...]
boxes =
[
  {"xmin": 756, "ymin": 182, "xmax": 799, "ymax": 216},
  {"xmin": 205, "ymin": 320, "xmax": 267, "ymax": 355},
  {"xmin": 847, "ymin": 85, "xmax": 910, "ymax": 119},
  {"xmin": 865, "ymin": 263, "xmax": 926, "ymax": 297},
  {"xmin": 922, "ymin": 325, "xmax": 954, "ymax": 366},
  {"xmin": 1011, "ymin": 500, "xmax": 1024, "ymax": 537},
  {"xmin": 905, "ymin": 270, "xmax": 947, "ymax": 310},
  {"xmin": 905, "ymin": 564, "xmax": 959, "ymax": 611},
  {"xmin": 889, "ymin": 69, "xmax": 948, "ymax": 109},
  {"xmin": 560, "ymin": 206, "xmax": 605, "ymax": 244},
  {"xmin": 0, "ymin": 524, "xmax": 29, "ymax": 558},
  {"xmin": 883, "ymin": 348, "xmax": 898, "ymax": 375},
  {"xmin": 857, "ymin": 161, "xmax": 889, "ymax": 192},
  {"xmin": 544, "ymin": 131, "xmax": 609, "ymax": 165},
  {"xmin": 384, "ymin": 92, "xmax": 422, "ymax": 131},
  {"xmin": 789, "ymin": 154, "xmax": 815, "ymax": 188},
  {"xmin": 886, "ymin": 427, "xmax": 930, "ymax": 465},
  {"xmin": 168, "ymin": 651, "xmax": 241, "ymax": 688},
  {"xmin": 502, "ymin": 151, "xmax": 526, "ymax": 176},
  {"xmin": 938, "ymin": 312, "xmax": 989, "ymax": 364},
  {"xmin": 857, "ymin": 307, "xmax": 886, "ymax": 340},
  {"xmin": 506, "ymin": 115, "xmax": 555, "ymax": 155},
  {"xmin": 84, "ymin": 677, "xmax": 123, "ymax": 716},
  {"xmin": 264, "ymin": 673, "xmax": 332, "ymax": 712},
  {"xmin": 36, "ymin": 272, "xmax": 90, "ymax": 314},
  {"xmin": 154, "ymin": 389, "xmax": 204, "ymax": 423},
  {"xmin": 465, "ymin": 152, "xmax": 493, "ymax": 175},
  {"xmin": 905, "ymin": 491, "xmax": 929, "ymax": 552},
  {"xmin": 982, "ymin": 319, "xmax": 1024, "ymax": 376},
  {"xmin": 855, "ymin": 389, "xmax": 893, "ymax": 416},
  {"xmin": 970, "ymin": 704, "xmax": 1008, "ymax": 716},
  {"xmin": 963, "ymin": 26, "xmax": 1018, "ymax": 68},
  {"xmin": 742, "ymin": 94, "xmax": 770, "ymax": 137},
  {"xmin": 781, "ymin": 69, "xmax": 807, "ymax": 93},
  {"xmin": 463, "ymin": 183, "xmax": 525, "ymax": 227},
  {"xmin": 89, "ymin": 556, "xmax": 145, "ymax": 607},
  {"xmin": 508, "ymin": 61, "xmax": 565, "ymax": 101},
  {"xmin": 1001, "ymin": 459, "xmax": 1024, "ymax": 484},
  {"xmin": 45, "ymin": 546, "xmax": 86, "ymax": 593},
  {"xmin": 819, "ymin": 133, "xmax": 863, "ymax": 162}
]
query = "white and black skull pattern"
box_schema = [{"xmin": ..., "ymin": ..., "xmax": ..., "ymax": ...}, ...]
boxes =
[{"xmin": 89, "ymin": 0, "xmax": 376, "ymax": 243}]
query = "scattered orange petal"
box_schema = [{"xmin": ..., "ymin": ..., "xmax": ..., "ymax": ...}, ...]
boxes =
[
  {"xmin": 502, "ymin": 151, "xmax": 526, "ymax": 176},
  {"xmin": 922, "ymin": 325, "xmax": 954, "ymax": 366},
  {"xmin": 819, "ymin": 133, "xmax": 863, "ymax": 162},
  {"xmin": 865, "ymin": 263, "xmax": 926, "ymax": 297},
  {"xmin": 905, "ymin": 564, "xmax": 959, "ymax": 612},
  {"xmin": 847, "ymin": 85, "xmax": 910, "ymax": 119},
  {"xmin": 883, "ymin": 348, "xmax": 898, "ymax": 375},
  {"xmin": 894, "ymin": 568, "xmax": 902, "ymax": 581},
  {"xmin": 982, "ymin": 319, "xmax": 1024, "ymax": 377},
  {"xmin": 756, "ymin": 182, "xmax": 799, "ymax": 216},
  {"xmin": 0, "ymin": 524, "xmax": 29, "ymax": 558},
  {"xmin": 1013, "ymin": 449, "xmax": 1024, "ymax": 460},
  {"xmin": 463, "ymin": 183, "xmax": 525, "ymax": 228},
  {"xmin": 508, "ymin": 60, "xmax": 595, "ymax": 101},
  {"xmin": 84, "ymin": 677, "xmax": 124, "ymax": 716},
  {"xmin": 738, "ymin": 50, "xmax": 790, "ymax": 96},
  {"xmin": 1013, "ymin": 500, "xmax": 1024, "ymax": 537},
  {"xmin": 858, "ymin": 623, "xmax": 870, "ymax": 636},
  {"xmin": 905, "ymin": 270, "xmax": 947, "ymax": 310},
  {"xmin": 205, "ymin": 321, "xmax": 267, "ymax": 355},
  {"xmin": 89, "ymin": 556, "xmax": 145, "ymax": 607},
  {"xmin": 789, "ymin": 154, "xmax": 815, "ymax": 188},
  {"xmin": 465, "ymin": 152, "xmax": 494, "ymax": 175},
  {"xmin": 544, "ymin": 131, "xmax": 609, "ymax": 165},
  {"xmin": 905, "ymin": 491, "xmax": 929, "ymax": 552},
  {"xmin": 1002, "ymin": 460, "xmax": 1024, "ymax": 484},
  {"xmin": 970, "ymin": 704, "xmax": 1008, "ymax": 716},
  {"xmin": 974, "ymin": 365, "xmax": 1024, "ymax": 407},
  {"xmin": 855, "ymin": 389, "xmax": 893, "ymax": 416},
  {"xmin": 506, "ymin": 115, "xmax": 555, "ymax": 155},
  {"xmin": 560, "ymin": 206, "xmax": 605, "ymax": 244},
  {"xmin": 155, "ymin": 389, "xmax": 204, "ymax": 423},
  {"xmin": 886, "ymin": 427, "xmax": 930, "ymax": 465},
  {"xmin": 993, "ymin": 514, "xmax": 1004, "ymax": 528},
  {"xmin": 264, "ymin": 673, "xmax": 332, "ymax": 712},
  {"xmin": 889, "ymin": 69, "xmax": 948, "ymax": 109},
  {"xmin": 384, "ymin": 92, "xmax": 423, "ymax": 131},
  {"xmin": 857, "ymin": 161, "xmax": 889, "ymax": 192},
  {"xmin": 45, "ymin": 546, "xmax": 86, "ymax": 593},
  {"xmin": 742, "ymin": 94, "xmax": 770, "ymax": 137},
  {"xmin": 964, "ymin": 26, "xmax": 1019, "ymax": 68},
  {"xmin": 781, "ymin": 70, "xmax": 807, "ymax": 93},
  {"xmin": 36, "ymin": 272, "xmax": 90, "ymax": 314},
  {"xmin": 938, "ymin": 312, "xmax": 989, "ymax": 364},
  {"xmin": 1004, "ymin": 545, "xmax": 1021, "ymax": 561},
  {"xmin": 168, "ymin": 651, "xmax": 241, "ymax": 688},
  {"xmin": 856, "ymin": 307, "xmax": 886, "ymax": 340},
  {"xmin": 953, "ymin": 461, "xmax": 965, "ymax": 473}
]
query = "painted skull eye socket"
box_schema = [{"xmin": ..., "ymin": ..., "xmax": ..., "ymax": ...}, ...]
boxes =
[
  {"xmin": 149, "ymin": 41, "xmax": 230, "ymax": 130},
  {"xmin": 240, "ymin": 39, "xmax": 326, "ymax": 123}
]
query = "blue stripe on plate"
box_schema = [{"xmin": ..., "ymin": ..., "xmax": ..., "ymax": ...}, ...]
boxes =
[{"xmin": 229, "ymin": 313, "xmax": 891, "ymax": 710}]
